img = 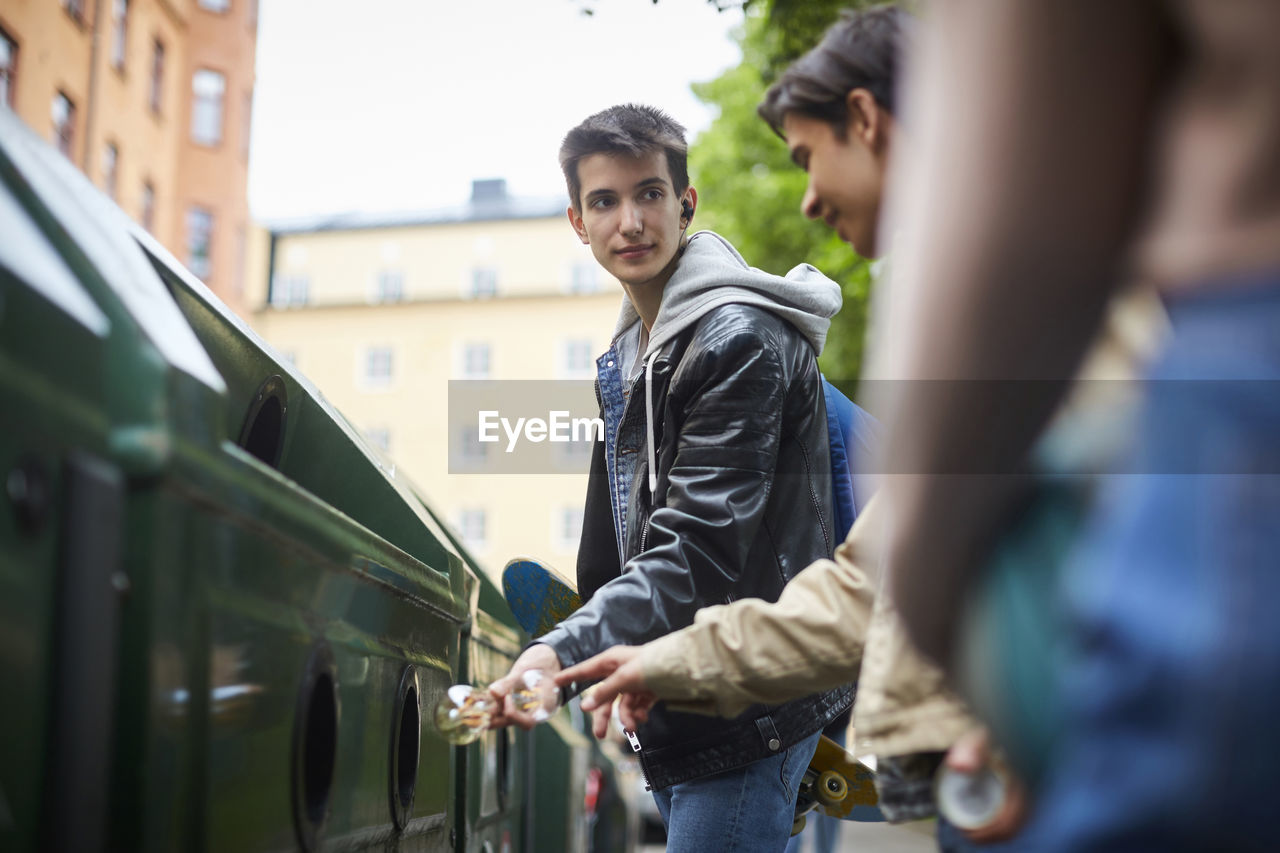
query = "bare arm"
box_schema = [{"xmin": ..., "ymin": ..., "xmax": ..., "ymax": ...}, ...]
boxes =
[{"xmin": 875, "ymin": 0, "xmax": 1175, "ymax": 663}]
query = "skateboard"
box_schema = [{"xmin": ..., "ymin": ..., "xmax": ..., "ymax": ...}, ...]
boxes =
[
  {"xmin": 502, "ymin": 557, "xmax": 582, "ymax": 638},
  {"xmin": 499, "ymin": 557, "xmax": 885, "ymax": 828},
  {"xmin": 791, "ymin": 735, "xmax": 884, "ymax": 834}
]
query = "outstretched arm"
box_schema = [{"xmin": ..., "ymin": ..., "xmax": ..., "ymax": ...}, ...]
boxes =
[{"xmin": 557, "ymin": 497, "xmax": 883, "ymax": 721}]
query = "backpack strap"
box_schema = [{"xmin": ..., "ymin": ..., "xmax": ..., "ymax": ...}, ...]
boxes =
[{"xmin": 821, "ymin": 377, "xmax": 882, "ymax": 539}]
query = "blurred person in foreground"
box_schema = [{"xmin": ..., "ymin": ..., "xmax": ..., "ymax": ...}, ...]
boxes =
[
  {"xmin": 490, "ymin": 103, "xmax": 852, "ymax": 853},
  {"xmin": 872, "ymin": 1, "xmax": 1280, "ymax": 850},
  {"xmin": 558, "ymin": 9, "xmax": 1028, "ymax": 851}
]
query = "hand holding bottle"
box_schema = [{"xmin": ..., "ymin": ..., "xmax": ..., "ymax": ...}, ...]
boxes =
[
  {"xmin": 936, "ymin": 728, "xmax": 1029, "ymax": 843},
  {"xmin": 434, "ymin": 668, "xmax": 561, "ymax": 745}
]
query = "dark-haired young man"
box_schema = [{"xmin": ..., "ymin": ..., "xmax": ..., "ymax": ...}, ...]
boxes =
[
  {"xmin": 555, "ymin": 9, "xmax": 1029, "ymax": 851},
  {"xmin": 489, "ymin": 103, "xmax": 851, "ymax": 851}
]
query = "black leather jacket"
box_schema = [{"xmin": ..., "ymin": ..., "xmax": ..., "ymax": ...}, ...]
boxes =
[{"xmin": 540, "ymin": 303, "xmax": 852, "ymax": 790}]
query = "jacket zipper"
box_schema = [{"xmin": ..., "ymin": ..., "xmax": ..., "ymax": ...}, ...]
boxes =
[
  {"xmin": 625, "ymin": 729, "xmax": 653, "ymax": 791},
  {"xmin": 624, "ymin": 360, "xmax": 655, "ymax": 791}
]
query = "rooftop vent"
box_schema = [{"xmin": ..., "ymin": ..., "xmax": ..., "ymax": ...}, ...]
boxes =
[{"xmin": 470, "ymin": 179, "xmax": 508, "ymax": 204}]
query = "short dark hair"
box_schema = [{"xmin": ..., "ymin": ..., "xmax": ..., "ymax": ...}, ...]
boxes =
[
  {"xmin": 559, "ymin": 104, "xmax": 690, "ymax": 210},
  {"xmin": 758, "ymin": 5, "xmax": 909, "ymax": 140}
]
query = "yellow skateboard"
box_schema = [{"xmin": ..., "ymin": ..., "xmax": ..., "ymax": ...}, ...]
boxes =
[{"xmin": 792, "ymin": 734, "xmax": 884, "ymax": 834}]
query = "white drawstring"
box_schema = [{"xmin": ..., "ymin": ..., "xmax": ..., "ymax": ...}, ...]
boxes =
[{"xmin": 645, "ymin": 351, "xmax": 658, "ymax": 498}]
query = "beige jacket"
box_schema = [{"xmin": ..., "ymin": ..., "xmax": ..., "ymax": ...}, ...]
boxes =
[
  {"xmin": 640, "ymin": 494, "xmax": 976, "ymax": 757},
  {"xmin": 636, "ymin": 287, "xmax": 1165, "ymax": 761}
]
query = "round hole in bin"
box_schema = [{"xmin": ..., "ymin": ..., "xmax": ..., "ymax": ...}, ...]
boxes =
[
  {"xmin": 397, "ymin": 686, "xmax": 419, "ymax": 806},
  {"xmin": 237, "ymin": 375, "xmax": 287, "ymax": 468},
  {"xmin": 389, "ymin": 667, "xmax": 421, "ymax": 828},
  {"xmin": 292, "ymin": 645, "xmax": 338, "ymax": 852},
  {"xmin": 303, "ymin": 673, "xmax": 337, "ymax": 823}
]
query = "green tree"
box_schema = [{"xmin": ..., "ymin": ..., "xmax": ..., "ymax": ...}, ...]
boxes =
[{"xmin": 688, "ymin": 1, "xmax": 881, "ymax": 387}]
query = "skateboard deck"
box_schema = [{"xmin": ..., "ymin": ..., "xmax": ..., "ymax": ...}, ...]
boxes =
[
  {"xmin": 792, "ymin": 735, "xmax": 884, "ymax": 833},
  {"xmin": 500, "ymin": 557, "xmax": 884, "ymax": 825},
  {"xmin": 502, "ymin": 557, "xmax": 582, "ymax": 638}
]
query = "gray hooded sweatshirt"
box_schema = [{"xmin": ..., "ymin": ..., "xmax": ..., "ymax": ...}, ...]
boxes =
[{"xmin": 610, "ymin": 230, "xmax": 843, "ymax": 498}]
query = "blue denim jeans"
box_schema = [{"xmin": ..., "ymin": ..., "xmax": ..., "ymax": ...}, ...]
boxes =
[
  {"xmin": 784, "ymin": 727, "xmax": 847, "ymax": 853},
  {"xmin": 653, "ymin": 731, "xmax": 821, "ymax": 853},
  {"xmin": 1019, "ymin": 277, "xmax": 1280, "ymax": 851}
]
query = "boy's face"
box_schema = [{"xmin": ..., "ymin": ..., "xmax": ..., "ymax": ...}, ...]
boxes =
[
  {"xmin": 567, "ymin": 149, "xmax": 690, "ymax": 290},
  {"xmin": 783, "ymin": 110, "xmax": 886, "ymax": 258}
]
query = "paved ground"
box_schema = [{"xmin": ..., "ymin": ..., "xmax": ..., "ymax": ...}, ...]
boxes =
[
  {"xmin": 639, "ymin": 818, "xmax": 938, "ymax": 852},
  {"xmin": 823, "ymin": 820, "xmax": 937, "ymax": 852}
]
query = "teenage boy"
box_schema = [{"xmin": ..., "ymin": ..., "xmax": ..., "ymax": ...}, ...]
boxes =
[
  {"xmin": 490, "ymin": 104, "xmax": 850, "ymax": 852},
  {"xmin": 554, "ymin": 10, "xmax": 1029, "ymax": 851}
]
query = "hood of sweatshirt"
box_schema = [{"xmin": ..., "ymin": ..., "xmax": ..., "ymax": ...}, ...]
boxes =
[
  {"xmin": 608, "ymin": 230, "xmax": 843, "ymax": 501},
  {"xmin": 611, "ymin": 230, "xmax": 843, "ymax": 358}
]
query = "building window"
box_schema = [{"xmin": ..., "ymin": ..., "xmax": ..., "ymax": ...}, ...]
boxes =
[
  {"xmin": 102, "ymin": 143, "xmax": 118, "ymax": 201},
  {"xmin": 52, "ymin": 92, "xmax": 76, "ymax": 157},
  {"xmin": 461, "ymin": 343, "xmax": 491, "ymax": 379},
  {"xmin": 457, "ymin": 509, "xmax": 488, "ymax": 551},
  {"xmin": 185, "ymin": 206, "xmax": 213, "ymax": 279},
  {"xmin": 140, "ymin": 180, "xmax": 155, "ymax": 231},
  {"xmin": 554, "ymin": 506, "xmax": 584, "ymax": 551},
  {"xmin": 555, "ymin": 428, "xmax": 595, "ymax": 469},
  {"xmin": 110, "ymin": 0, "xmax": 129, "ymax": 70},
  {"xmin": 149, "ymin": 39, "xmax": 164, "ymax": 113},
  {"xmin": 562, "ymin": 338, "xmax": 594, "ymax": 378},
  {"xmin": 372, "ymin": 270, "xmax": 404, "ymax": 303},
  {"xmin": 271, "ymin": 274, "xmax": 309, "ymax": 307},
  {"xmin": 568, "ymin": 261, "xmax": 599, "ymax": 294},
  {"xmin": 63, "ymin": 0, "xmax": 86, "ymax": 23},
  {"xmin": 1, "ymin": 27, "xmax": 17, "ymax": 109},
  {"xmin": 364, "ymin": 427, "xmax": 391, "ymax": 453},
  {"xmin": 455, "ymin": 425, "xmax": 489, "ymax": 468},
  {"xmin": 363, "ymin": 346, "xmax": 394, "ymax": 387},
  {"xmin": 191, "ymin": 69, "xmax": 225, "ymax": 145},
  {"xmin": 198, "ymin": 0, "xmax": 231, "ymax": 11},
  {"xmin": 468, "ymin": 266, "xmax": 498, "ymax": 299}
]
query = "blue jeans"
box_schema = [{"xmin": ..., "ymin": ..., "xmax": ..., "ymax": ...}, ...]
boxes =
[
  {"xmin": 1020, "ymin": 278, "xmax": 1280, "ymax": 851},
  {"xmin": 784, "ymin": 727, "xmax": 846, "ymax": 853},
  {"xmin": 653, "ymin": 731, "xmax": 821, "ymax": 853}
]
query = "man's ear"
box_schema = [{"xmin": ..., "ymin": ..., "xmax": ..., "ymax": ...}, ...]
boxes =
[
  {"xmin": 566, "ymin": 205, "xmax": 590, "ymax": 244},
  {"xmin": 682, "ymin": 187, "xmax": 699, "ymax": 223},
  {"xmin": 845, "ymin": 88, "xmax": 885, "ymax": 149}
]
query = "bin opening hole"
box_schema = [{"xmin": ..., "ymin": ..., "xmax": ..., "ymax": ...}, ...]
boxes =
[
  {"xmin": 244, "ymin": 395, "xmax": 283, "ymax": 465},
  {"xmin": 238, "ymin": 375, "xmax": 287, "ymax": 469},
  {"xmin": 303, "ymin": 672, "xmax": 337, "ymax": 825},
  {"xmin": 396, "ymin": 685, "xmax": 420, "ymax": 809}
]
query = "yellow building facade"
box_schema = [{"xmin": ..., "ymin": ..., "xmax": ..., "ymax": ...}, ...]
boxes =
[
  {"xmin": 247, "ymin": 181, "xmax": 622, "ymax": 579},
  {"xmin": 1, "ymin": 0, "xmax": 255, "ymax": 315}
]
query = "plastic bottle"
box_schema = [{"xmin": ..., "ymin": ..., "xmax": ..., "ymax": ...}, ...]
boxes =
[
  {"xmin": 935, "ymin": 764, "xmax": 1007, "ymax": 831},
  {"xmin": 433, "ymin": 668, "xmax": 560, "ymax": 745}
]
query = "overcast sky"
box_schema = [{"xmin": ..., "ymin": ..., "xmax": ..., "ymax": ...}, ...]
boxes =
[{"xmin": 248, "ymin": 0, "xmax": 745, "ymax": 221}]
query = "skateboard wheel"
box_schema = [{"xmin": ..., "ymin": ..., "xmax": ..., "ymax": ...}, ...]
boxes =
[
  {"xmin": 791, "ymin": 813, "xmax": 807, "ymax": 836},
  {"xmin": 815, "ymin": 770, "xmax": 848, "ymax": 807}
]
